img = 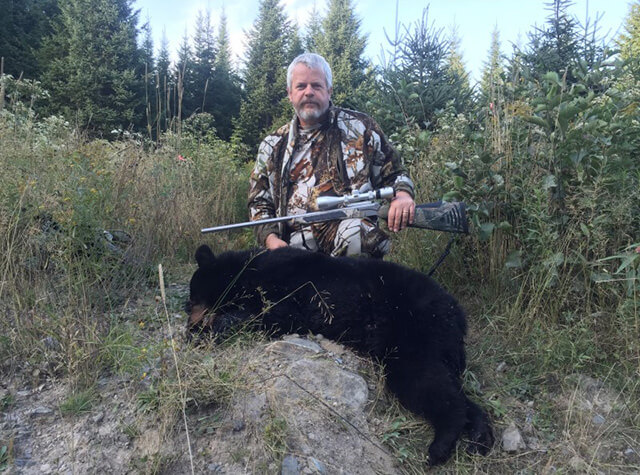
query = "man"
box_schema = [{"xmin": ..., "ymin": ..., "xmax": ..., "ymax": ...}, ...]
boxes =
[{"xmin": 248, "ymin": 53, "xmax": 415, "ymax": 257}]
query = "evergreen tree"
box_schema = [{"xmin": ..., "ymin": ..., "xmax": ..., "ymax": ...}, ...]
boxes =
[
  {"xmin": 191, "ymin": 9, "xmax": 217, "ymax": 116},
  {"xmin": 519, "ymin": 0, "xmax": 604, "ymax": 84},
  {"xmin": 446, "ymin": 25, "xmax": 472, "ymax": 111},
  {"xmin": 140, "ymin": 18, "xmax": 155, "ymax": 137},
  {"xmin": 314, "ymin": 0, "xmax": 369, "ymax": 109},
  {"xmin": 0, "ymin": 0, "xmax": 59, "ymax": 78},
  {"xmin": 155, "ymin": 29, "xmax": 172, "ymax": 133},
  {"xmin": 210, "ymin": 12, "xmax": 242, "ymax": 140},
  {"xmin": 305, "ymin": 5, "xmax": 323, "ymax": 52},
  {"xmin": 373, "ymin": 8, "xmax": 464, "ymax": 131},
  {"xmin": 618, "ymin": 2, "xmax": 640, "ymax": 61},
  {"xmin": 40, "ymin": 0, "xmax": 144, "ymax": 135},
  {"xmin": 174, "ymin": 29, "xmax": 195, "ymax": 123},
  {"xmin": 480, "ymin": 26, "xmax": 504, "ymax": 102},
  {"xmin": 232, "ymin": 0, "xmax": 293, "ymax": 155}
]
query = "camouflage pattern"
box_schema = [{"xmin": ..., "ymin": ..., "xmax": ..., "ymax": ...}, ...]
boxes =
[{"xmin": 248, "ymin": 106, "xmax": 414, "ymax": 255}]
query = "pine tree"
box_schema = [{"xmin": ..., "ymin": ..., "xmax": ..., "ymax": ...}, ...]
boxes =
[
  {"xmin": 141, "ymin": 18, "xmax": 155, "ymax": 138},
  {"xmin": 0, "ymin": 0, "xmax": 59, "ymax": 78},
  {"xmin": 373, "ymin": 7, "xmax": 462, "ymax": 131},
  {"xmin": 210, "ymin": 12, "xmax": 242, "ymax": 140},
  {"xmin": 191, "ymin": 9, "xmax": 217, "ymax": 116},
  {"xmin": 155, "ymin": 29, "xmax": 171, "ymax": 133},
  {"xmin": 305, "ymin": 4, "xmax": 323, "ymax": 52},
  {"xmin": 314, "ymin": 0, "xmax": 368, "ymax": 109},
  {"xmin": 174, "ymin": 29, "xmax": 194, "ymax": 124},
  {"xmin": 232, "ymin": 0, "xmax": 293, "ymax": 156},
  {"xmin": 40, "ymin": 0, "xmax": 144, "ymax": 135},
  {"xmin": 519, "ymin": 0, "xmax": 604, "ymax": 84},
  {"xmin": 480, "ymin": 26, "xmax": 504, "ymax": 102},
  {"xmin": 446, "ymin": 25, "xmax": 472, "ymax": 111},
  {"xmin": 618, "ymin": 2, "xmax": 640, "ymax": 61}
]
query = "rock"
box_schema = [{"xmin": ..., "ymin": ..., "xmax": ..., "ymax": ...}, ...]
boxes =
[
  {"xmin": 31, "ymin": 406, "xmax": 53, "ymax": 417},
  {"xmin": 268, "ymin": 338, "xmax": 323, "ymax": 356},
  {"xmin": 269, "ymin": 358, "xmax": 368, "ymax": 413},
  {"xmin": 207, "ymin": 463, "xmax": 224, "ymax": 472},
  {"xmin": 282, "ymin": 454, "xmax": 300, "ymax": 475},
  {"xmin": 232, "ymin": 419, "xmax": 245, "ymax": 432},
  {"xmin": 502, "ymin": 423, "xmax": 526, "ymax": 453},
  {"xmin": 308, "ymin": 457, "xmax": 327, "ymax": 474},
  {"xmin": 592, "ymin": 413, "xmax": 605, "ymax": 425},
  {"xmin": 92, "ymin": 411, "xmax": 104, "ymax": 424},
  {"xmin": 623, "ymin": 447, "xmax": 640, "ymax": 464}
]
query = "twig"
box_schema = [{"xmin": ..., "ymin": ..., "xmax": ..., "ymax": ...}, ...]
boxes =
[{"xmin": 158, "ymin": 264, "xmax": 195, "ymax": 475}]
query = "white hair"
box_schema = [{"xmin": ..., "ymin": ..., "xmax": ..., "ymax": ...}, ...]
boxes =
[{"xmin": 287, "ymin": 53, "xmax": 333, "ymax": 90}]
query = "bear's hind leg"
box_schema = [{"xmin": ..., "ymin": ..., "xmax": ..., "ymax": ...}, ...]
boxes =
[
  {"xmin": 464, "ymin": 397, "xmax": 494, "ymax": 455},
  {"xmin": 386, "ymin": 359, "xmax": 467, "ymax": 466}
]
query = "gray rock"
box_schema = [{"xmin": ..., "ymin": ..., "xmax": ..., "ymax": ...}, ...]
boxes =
[
  {"xmin": 308, "ymin": 457, "xmax": 327, "ymax": 474},
  {"xmin": 31, "ymin": 406, "xmax": 53, "ymax": 417},
  {"xmin": 592, "ymin": 413, "xmax": 605, "ymax": 425},
  {"xmin": 270, "ymin": 358, "xmax": 368, "ymax": 413},
  {"xmin": 92, "ymin": 411, "xmax": 104, "ymax": 424},
  {"xmin": 623, "ymin": 447, "xmax": 640, "ymax": 464},
  {"xmin": 281, "ymin": 454, "xmax": 300, "ymax": 475},
  {"xmin": 502, "ymin": 423, "xmax": 526, "ymax": 453}
]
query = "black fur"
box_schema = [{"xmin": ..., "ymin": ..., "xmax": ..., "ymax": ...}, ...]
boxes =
[{"xmin": 186, "ymin": 245, "xmax": 493, "ymax": 465}]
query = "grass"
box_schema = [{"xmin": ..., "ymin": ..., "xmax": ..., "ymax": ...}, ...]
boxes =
[{"xmin": 1, "ymin": 96, "xmax": 639, "ymax": 474}]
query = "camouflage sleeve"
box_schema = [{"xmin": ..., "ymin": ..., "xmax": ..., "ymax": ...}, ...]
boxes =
[
  {"xmin": 248, "ymin": 135, "xmax": 282, "ymax": 246},
  {"xmin": 368, "ymin": 121, "xmax": 415, "ymax": 198}
]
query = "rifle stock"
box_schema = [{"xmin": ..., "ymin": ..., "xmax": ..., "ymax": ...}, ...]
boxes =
[{"xmin": 377, "ymin": 201, "xmax": 469, "ymax": 234}]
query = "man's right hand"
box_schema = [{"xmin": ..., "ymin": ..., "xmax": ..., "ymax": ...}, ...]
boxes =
[{"xmin": 265, "ymin": 233, "xmax": 288, "ymax": 250}]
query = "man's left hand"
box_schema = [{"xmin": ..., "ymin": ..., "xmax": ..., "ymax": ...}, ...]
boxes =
[{"xmin": 388, "ymin": 191, "xmax": 415, "ymax": 232}]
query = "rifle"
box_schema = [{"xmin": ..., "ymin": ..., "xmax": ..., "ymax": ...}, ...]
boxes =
[{"xmin": 201, "ymin": 186, "xmax": 468, "ymax": 235}]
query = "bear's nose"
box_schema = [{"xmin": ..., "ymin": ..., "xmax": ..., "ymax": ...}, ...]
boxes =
[{"xmin": 187, "ymin": 303, "xmax": 208, "ymax": 327}]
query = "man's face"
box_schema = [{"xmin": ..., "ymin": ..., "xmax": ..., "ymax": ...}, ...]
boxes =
[{"xmin": 287, "ymin": 63, "xmax": 332, "ymax": 127}]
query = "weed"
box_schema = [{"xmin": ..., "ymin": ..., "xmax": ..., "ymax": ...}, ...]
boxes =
[
  {"xmin": 59, "ymin": 387, "xmax": 96, "ymax": 416},
  {"xmin": 263, "ymin": 413, "xmax": 289, "ymax": 463}
]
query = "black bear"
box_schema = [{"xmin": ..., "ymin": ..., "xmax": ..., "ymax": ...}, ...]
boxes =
[{"xmin": 186, "ymin": 245, "xmax": 493, "ymax": 466}]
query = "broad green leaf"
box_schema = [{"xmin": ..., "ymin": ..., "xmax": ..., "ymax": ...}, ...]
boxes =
[
  {"xmin": 522, "ymin": 115, "xmax": 550, "ymax": 129},
  {"xmin": 505, "ymin": 250, "xmax": 522, "ymax": 269},
  {"xmin": 478, "ymin": 222, "xmax": 495, "ymax": 241}
]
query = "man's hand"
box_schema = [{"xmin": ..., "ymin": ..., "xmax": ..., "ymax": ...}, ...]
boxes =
[
  {"xmin": 265, "ymin": 233, "xmax": 289, "ymax": 250},
  {"xmin": 387, "ymin": 191, "xmax": 415, "ymax": 232}
]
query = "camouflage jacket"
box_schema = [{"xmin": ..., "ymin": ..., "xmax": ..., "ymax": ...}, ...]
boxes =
[{"xmin": 248, "ymin": 106, "xmax": 415, "ymax": 246}]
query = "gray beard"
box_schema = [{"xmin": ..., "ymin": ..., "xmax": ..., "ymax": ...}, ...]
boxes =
[{"xmin": 296, "ymin": 104, "xmax": 328, "ymax": 123}]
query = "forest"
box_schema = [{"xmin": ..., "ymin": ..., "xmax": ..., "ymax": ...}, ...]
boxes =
[{"xmin": 1, "ymin": 0, "xmax": 639, "ymax": 472}]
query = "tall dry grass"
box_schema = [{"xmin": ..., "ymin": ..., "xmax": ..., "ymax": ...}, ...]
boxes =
[{"xmin": 0, "ymin": 109, "xmax": 250, "ymax": 387}]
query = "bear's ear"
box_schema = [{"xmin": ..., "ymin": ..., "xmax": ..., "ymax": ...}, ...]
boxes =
[{"xmin": 195, "ymin": 245, "xmax": 216, "ymax": 268}]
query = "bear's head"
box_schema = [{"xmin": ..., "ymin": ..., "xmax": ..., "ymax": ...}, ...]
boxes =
[{"xmin": 185, "ymin": 244, "xmax": 223, "ymax": 336}]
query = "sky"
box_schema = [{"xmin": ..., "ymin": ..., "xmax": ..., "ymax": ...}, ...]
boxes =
[{"xmin": 133, "ymin": 0, "xmax": 634, "ymax": 83}]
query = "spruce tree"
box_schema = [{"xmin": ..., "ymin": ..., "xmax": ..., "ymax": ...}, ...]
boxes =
[
  {"xmin": 305, "ymin": 5, "xmax": 323, "ymax": 52},
  {"xmin": 41, "ymin": 0, "xmax": 144, "ymax": 135},
  {"xmin": 480, "ymin": 26, "xmax": 504, "ymax": 103},
  {"xmin": 174, "ymin": 29, "xmax": 195, "ymax": 123},
  {"xmin": 232, "ymin": 0, "xmax": 293, "ymax": 156},
  {"xmin": 155, "ymin": 29, "xmax": 172, "ymax": 133},
  {"xmin": 373, "ymin": 8, "xmax": 462, "ymax": 131},
  {"xmin": 314, "ymin": 0, "xmax": 369, "ymax": 109},
  {"xmin": 618, "ymin": 2, "xmax": 640, "ymax": 61},
  {"xmin": 446, "ymin": 25, "xmax": 472, "ymax": 111},
  {"xmin": 210, "ymin": 12, "xmax": 242, "ymax": 140},
  {"xmin": 0, "ymin": 0, "xmax": 59, "ymax": 78},
  {"xmin": 191, "ymin": 9, "xmax": 217, "ymax": 116},
  {"xmin": 141, "ymin": 18, "xmax": 155, "ymax": 138},
  {"xmin": 519, "ymin": 0, "xmax": 604, "ymax": 84}
]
